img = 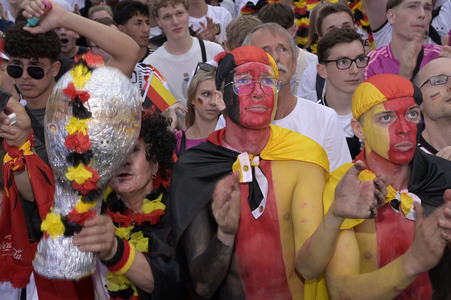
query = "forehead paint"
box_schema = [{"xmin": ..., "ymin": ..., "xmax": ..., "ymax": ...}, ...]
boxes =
[
  {"xmin": 234, "ymin": 62, "xmax": 277, "ymax": 80},
  {"xmin": 196, "ymin": 97, "xmax": 204, "ymax": 106},
  {"xmin": 429, "ymin": 91, "xmax": 441, "ymax": 102}
]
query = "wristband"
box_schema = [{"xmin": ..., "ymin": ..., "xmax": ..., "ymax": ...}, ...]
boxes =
[
  {"xmin": 101, "ymin": 237, "xmax": 136, "ymax": 275},
  {"xmin": 3, "ymin": 130, "xmax": 35, "ymax": 172}
]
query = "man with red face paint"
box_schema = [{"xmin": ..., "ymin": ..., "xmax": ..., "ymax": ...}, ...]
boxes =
[
  {"xmin": 323, "ymin": 73, "xmax": 451, "ymax": 299},
  {"xmin": 171, "ymin": 45, "xmax": 388, "ymax": 300}
]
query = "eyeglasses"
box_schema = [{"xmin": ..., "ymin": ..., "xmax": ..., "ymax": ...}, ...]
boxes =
[
  {"xmin": 323, "ymin": 56, "xmax": 370, "ymax": 70},
  {"xmin": 224, "ymin": 77, "xmax": 281, "ymax": 96},
  {"xmin": 194, "ymin": 62, "xmax": 216, "ymax": 76},
  {"xmin": 6, "ymin": 64, "xmax": 52, "ymax": 79},
  {"xmin": 419, "ymin": 74, "xmax": 451, "ymax": 89}
]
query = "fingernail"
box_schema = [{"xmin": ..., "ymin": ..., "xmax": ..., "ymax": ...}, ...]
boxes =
[{"xmin": 439, "ymin": 219, "xmax": 446, "ymax": 226}]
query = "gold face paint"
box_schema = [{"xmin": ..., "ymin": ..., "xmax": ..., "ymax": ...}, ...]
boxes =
[{"xmin": 361, "ymin": 103, "xmax": 390, "ymax": 160}]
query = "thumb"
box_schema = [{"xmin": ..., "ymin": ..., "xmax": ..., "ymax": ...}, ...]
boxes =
[
  {"xmin": 22, "ymin": 25, "xmax": 45, "ymax": 34},
  {"xmin": 345, "ymin": 160, "xmax": 367, "ymax": 177},
  {"xmin": 442, "ymin": 34, "xmax": 450, "ymax": 47},
  {"xmin": 443, "ymin": 189, "xmax": 451, "ymax": 203},
  {"xmin": 414, "ymin": 201, "xmax": 424, "ymax": 224}
]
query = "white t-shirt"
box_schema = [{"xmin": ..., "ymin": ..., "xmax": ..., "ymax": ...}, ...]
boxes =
[
  {"xmin": 149, "ymin": 26, "xmax": 163, "ymax": 39},
  {"xmin": 271, "ymin": 97, "xmax": 351, "ymax": 171},
  {"xmin": 189, "ymin": 5, "xmax": 233, "ymax": 44},
  {"xmin": 143, "ymin": 37, "xmax": 223, "ymax": 105},
  {"xmin": 337, "ymin": 112, "xmax": 354, "ymax": 138},
  {"xmin": 215, "ymin": 98, "xmax": 352, "ymax": 171},
  {"xmin": 431, "ymin": 0, "xmax": 451, "ymax": 43},
  {"xmin": 291, "ymin": 47, "xmax": 318, "ymax": 98},
  {"xmin": 297, "ymin": 62, "xmax": 326, "ymax": 102},
  {"xmin": 219, "ymin": 0, "xmax": 237, "ymax": 18},
  {"xmin": 372, "ymin": 6, "xmax": 449, "ymax": 50}
]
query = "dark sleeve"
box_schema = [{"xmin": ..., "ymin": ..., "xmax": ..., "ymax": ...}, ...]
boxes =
[{"xmin": 137, "ymin": 198, "xmax": 187, "ymax": 300}]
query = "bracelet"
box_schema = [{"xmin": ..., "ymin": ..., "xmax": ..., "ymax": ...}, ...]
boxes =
[
  {"xmin": 3, "ymin": 130, "xmax": 35, "ymax": 172},
  {"xmin": 101, "ymin": 237, "xmax": 136, "ymax": 275},
  {"xmin": 101, "ymin": 236, "xmax": 124, "ymax": 267}
]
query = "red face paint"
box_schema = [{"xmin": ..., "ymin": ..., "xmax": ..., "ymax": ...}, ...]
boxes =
[
  {"xmin": 234, "ymin": 62, "xmax": 277, "ymax": 129},
  {"xmin": 196, "ymin": 97, "xmax": 204, "ymax": 106},
  {"xmin": 385, "ymin": 98, "xmax": 419, "ymax": 164},
  {"xmin": 362, "ymin": 97, "xmax": 420, "ymax": 164}
]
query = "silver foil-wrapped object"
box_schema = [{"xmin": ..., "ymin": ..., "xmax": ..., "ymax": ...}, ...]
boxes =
[{"xmin": 33, "ymin": 64, "xmax": 141, "ymax": 279}]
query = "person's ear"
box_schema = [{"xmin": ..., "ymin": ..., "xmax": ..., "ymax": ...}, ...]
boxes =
[
  {"xmin": 118, "ymin": 24, "xmax": 126, "ymax": 33},
  {"xmin": 387, "ymin": 9, "xmax": 395, "ymax": 25},
  {"xmin": 51, "ymin": 60, "xmax": 61, "ymax": 77},
  {"xmin": 288, "ymin": 23, "xmax": 297, "ymax": 38},
  {"xmin": 351, "ymin": 118, "xmax": 365, "ymax": 140},
  {"xmin": 317, "ymin": 63, "xmax": 327, "ymax": 79}
]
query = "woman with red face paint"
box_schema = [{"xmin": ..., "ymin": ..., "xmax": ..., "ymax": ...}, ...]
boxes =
[
  {"xmin": 174, "ymin": 62, "xmax": 223, "ymax": 156},
  {"xmin": 323, "ymin": 73, "xmax": 451, "ymax": 300}
]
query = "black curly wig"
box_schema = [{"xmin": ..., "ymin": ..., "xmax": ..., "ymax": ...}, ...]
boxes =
[
  {"xmin": 4, "ymin": 20, "xmax": 61, "ymax": 61},
  {"xmin": 140, "ymin": 114, "xmax": 176, "ymax": 180}
]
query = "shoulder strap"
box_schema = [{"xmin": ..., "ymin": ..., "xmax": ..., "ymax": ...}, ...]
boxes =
[
  {"xmin": 25, "ymin": 106, "xmax": 45, "ymax": 144},
  {"xmin": 315, "ymin": 73, "xmax": 326, "ymax": 101},
  {"xmin": 198, "ymin": 38, "xmax": 207, "ymax": 63},
  {"xmin": 411, "ymin": 46, "xmax": 424, "ymax": 81}
]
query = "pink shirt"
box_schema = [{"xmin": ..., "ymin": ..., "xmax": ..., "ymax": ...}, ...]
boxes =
[{"xmin": 364, "ymin": 43, "xmax": 441, "ymax": 80}]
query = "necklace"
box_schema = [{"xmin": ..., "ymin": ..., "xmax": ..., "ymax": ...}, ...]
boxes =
[{"xmin": 103, "ymin": 187, "xmax": 166, "ymax": 299}]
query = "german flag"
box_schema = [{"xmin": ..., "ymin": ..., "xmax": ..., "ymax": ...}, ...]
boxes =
[{"xmin": 141, "ymin": 66, "xmax": 177, "ymax": 115}]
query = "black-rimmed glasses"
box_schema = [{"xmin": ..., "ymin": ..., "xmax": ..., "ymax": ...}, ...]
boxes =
[
  {"xmin": 323, "ymin": 56, "xmax": 370, "ymax": 70},
  {"xmin": 419, "ymin": 74, "xmax": 451, "ymax": 89},
  {"xmin": 6, "ymin": 64, "xmax": 52, "ymax": 80},
  {"xmin": 224, "ymin": 77, "xmax": 281, "ymax": 96}
]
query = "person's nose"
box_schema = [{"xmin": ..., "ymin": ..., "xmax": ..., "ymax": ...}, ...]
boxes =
[{"xmin": 396, "ymin": 117, "xmax": 411, "ymax": 136}]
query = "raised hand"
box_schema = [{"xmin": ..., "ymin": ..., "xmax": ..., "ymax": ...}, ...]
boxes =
[
  {"xmin": 0, "ymin": 96, "xmax": 31, "ymax": 147},
  {"xmin": 439, "ymin": 34, "xmax": 451, "ymax": 58},
  {"xmin": 73, "ymin": 214, "xmax": 117, "ymax": 260},
  {"xmin": 211, "ymin": 171, "xmax": 241, "ymax": 238},
  {"xmin": 161, "ymin": 101, "xmax": 187, "ymax": 132},
  {"xmin": 22, "ymin": 0, "xmax": 66, "ymax": 34},
  {"xmin": 404, "ymin": 192, "xmax": 451, "ymax": 276},
  {"xmin": 332, "ymin": 160, "xmax": 388, "ymax": 219},
  {"xmin": 398, "ymin": 33, "xmax": 423, "ymax": 80}
]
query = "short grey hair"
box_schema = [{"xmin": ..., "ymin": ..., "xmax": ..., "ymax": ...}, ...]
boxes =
[{"xmin": 242, "ymin": 22, "xmax": 297, "ymax": 63}]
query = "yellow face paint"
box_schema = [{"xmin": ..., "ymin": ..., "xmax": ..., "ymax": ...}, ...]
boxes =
[{"xmin": 361, "ymin": 103, "xmax": 390, "ymax": 160}]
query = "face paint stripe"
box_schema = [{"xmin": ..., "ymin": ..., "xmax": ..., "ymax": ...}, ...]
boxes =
[
  {"xmin": 429, "ymin": 91, "xmax": 441, "ymax": 102},
  {"xmin": 196, "ymin": 97, "xmax": 204, "ymax": 106}
]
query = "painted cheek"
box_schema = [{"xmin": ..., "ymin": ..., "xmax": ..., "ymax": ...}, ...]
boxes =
[
  {"xmin": 384, "ymin": 100, "xmax": 417, "ymax": 163},
  {"xmin": 362, "ymin": 107, "xmax": 390, "ymax": 160},
  {"xmin": 196, "ymin": 97, "xmax": 204, "ymax": 106},
  {"xmin": 428, "ymin": 91, "xmax": 441, "ymax": 102}
]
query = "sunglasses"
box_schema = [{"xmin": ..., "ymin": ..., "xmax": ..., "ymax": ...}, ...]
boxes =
[
  {"xmin": 6, "ymin": 64, "xmax": 52, "ymax": 80},
  {"xmin": 194, "ymin": 62, "xmax": 216, "ymax": 76}
]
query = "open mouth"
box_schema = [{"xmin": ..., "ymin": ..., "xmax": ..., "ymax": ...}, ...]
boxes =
[
  {"xmin": 116, "ymin": 172, "xmax": 131, "ymax": 178},
  {"xmin": 61, "ymin": 38, "xmax": 69, "ymax": 45}
]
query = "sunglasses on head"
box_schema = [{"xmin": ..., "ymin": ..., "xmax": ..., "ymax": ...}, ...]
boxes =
[
  {"xmin": 6, "ymin": 64, "xmax": 52, "ymax": 80},
  {"xmin": 194, "ymin": 62, "xmax": 216, "ymax": 76}
]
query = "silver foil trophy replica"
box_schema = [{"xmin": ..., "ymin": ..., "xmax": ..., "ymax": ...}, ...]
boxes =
[{"xmin": 33, "ymin": 55, "xmax": 141, "ymax": 279}]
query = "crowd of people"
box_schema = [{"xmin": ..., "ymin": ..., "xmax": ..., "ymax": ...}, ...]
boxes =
[{"xmin": 0, "ymin": 0, "xmax": 450, "ymax": 299}]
